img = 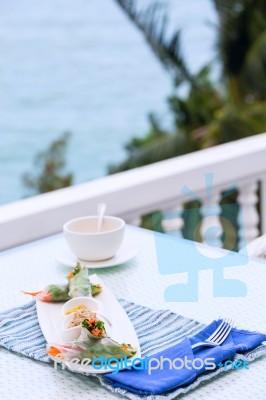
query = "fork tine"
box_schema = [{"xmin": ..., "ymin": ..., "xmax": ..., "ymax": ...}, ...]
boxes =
[
  {"xmin": 215, "ymin": 319, "xmax": 234, "ymax": 345},
  {"xmin": 191, "ymin": 317, "xmax": 234, "ymax": 350},
  {"xmin": 207, "ymin": 318, "xmax": 227, "ymax": 342},
  {"xmin": 210, "ymin": 318, "xmax": 230, "ymax": 342}
]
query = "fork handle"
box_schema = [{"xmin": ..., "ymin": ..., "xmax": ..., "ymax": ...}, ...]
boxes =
[{"xmin": 191, "ymin": 342, "xmax": 219, "ymax": 350}]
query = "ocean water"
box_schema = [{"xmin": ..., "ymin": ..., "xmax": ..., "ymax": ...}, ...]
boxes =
[{"xmin": 0, "ymin": 0, "xmax": 217, "ymax": 204}]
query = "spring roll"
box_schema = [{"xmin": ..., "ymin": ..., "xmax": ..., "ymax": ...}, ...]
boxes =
[
  {"xmin": 78, "ymin": 338, "xmax": 137, "ymax": 361},
  {"xmin": 47, "ymin": 337, "xmax": 136, "ymax": 365},
  {"xmin": 67, "ymin": 263, "xmax": 92, "ymax": 298},
  {"xmin": 80, "ymin": 317, "xmax": 106, "ymax": 339},
  {"xmin": 22, "ymin": 262, "xmax": 102, "ymax": 302},
  {"xmin": 22, "ymin": 284, "xmax": 70, "ymax": 302}
]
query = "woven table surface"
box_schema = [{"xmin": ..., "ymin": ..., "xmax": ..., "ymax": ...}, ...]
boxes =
[{"xmin": 0, "ymin": 225, "xmax": 265, "ymax": 400}]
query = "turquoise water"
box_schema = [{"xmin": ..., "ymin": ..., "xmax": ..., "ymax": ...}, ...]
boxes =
[{"xmin": 0, "ymin": 0, "xmax": 217, "ymax": 204}]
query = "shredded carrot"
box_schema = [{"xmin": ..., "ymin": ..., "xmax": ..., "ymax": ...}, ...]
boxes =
[
  {"xmin": 67, "ymin": 272, "xmax": 74, "ymax": 279},
  {"xmin": 91, "ymin": 328, "xmax": 103, "ymax": 336},
  {"xmin": 47, "ymin": 346, "xmax": 62, "ymax": 357}
]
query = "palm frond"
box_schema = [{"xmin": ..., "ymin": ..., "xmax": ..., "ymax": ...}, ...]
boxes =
[
  {"xmin": 115, "ymin": 0, "xmax": 195, "ymax": 87},
  {"xmin": 201, "ymin": 101, "xmax": 266, "ymax": 147},
  {"xmin": 211, "ymin": 0, "xmax": 266, "ymax": 75},
  {"xmin": 241, "ymin": 31, "xmax": 266, "ymax": 100}
]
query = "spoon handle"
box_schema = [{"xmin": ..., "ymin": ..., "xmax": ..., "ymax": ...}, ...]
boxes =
[{"xmin": 97, "ymin": 203, "xmax": 106, "ymax": 232}]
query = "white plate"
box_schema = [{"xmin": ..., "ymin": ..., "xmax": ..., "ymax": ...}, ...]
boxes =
[
  {"xmin": 56, "ymin": 241, "xmax": 137, "ymax": 269},
  {"xmin": 36, "ymin": 274, "xmax": 141, "ymax": 374}
]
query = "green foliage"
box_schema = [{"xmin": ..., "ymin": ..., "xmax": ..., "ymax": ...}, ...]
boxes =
[
  {"xmin": 22, "ymin": 132, "xmax": 73, "ymax": 196},
  {"xmin": 111, "ymin": 0, "xmax": 266, "ymax": 174},
  {"xmin": 213, "ymin": 0, "xmax": 266, "ymax": 102},
  {"xmin": 142, "ymin": 211, "xmax": 164, "ymax": 233},
  {"xmin": 113, "ymin": 0, "xmax": 266, "ymax": 241}
]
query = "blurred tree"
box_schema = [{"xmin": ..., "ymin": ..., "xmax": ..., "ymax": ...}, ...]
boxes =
[
  {"xmin": 22, "ymin": 132, "xmax": 73, "ymax": 195},
  {"xmin": 111, "ymin": 0, "xmax": 266, "ymax": 246},
  {"xmin": 110, "ymin": 0, "xmax": 266, "ymax": 172}
]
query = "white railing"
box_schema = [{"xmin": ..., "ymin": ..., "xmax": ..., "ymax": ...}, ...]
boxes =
[{"xmin": 1, "ymin": 133, "xmax": 266, "ymax": 251}]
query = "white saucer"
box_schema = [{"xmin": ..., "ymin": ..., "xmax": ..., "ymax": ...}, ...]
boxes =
[{"xmin": 56, "ymin": 241, "xmax": 137, "ymax": 269}]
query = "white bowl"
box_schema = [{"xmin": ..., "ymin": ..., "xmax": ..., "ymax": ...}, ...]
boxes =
[
  {"xmin": 63, "ymin": 216, "xmax": 125, "ymax": 261},
  {"xmin": 62, "ymin": 296, "xmax": 100, "ymax": 317},
  {"xmin": 61, "ymin": 314, "xmax": 83, "ymax": 342}
]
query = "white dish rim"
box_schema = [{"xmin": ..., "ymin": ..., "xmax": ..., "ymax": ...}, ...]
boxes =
[{"xmin": 56, "ymin": 240, "xmax": 137, "ymax": 269}]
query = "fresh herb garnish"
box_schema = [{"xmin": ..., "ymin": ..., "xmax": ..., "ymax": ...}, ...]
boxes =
[
  {"xmin": 82, "ymin": 317, "xmax": 106, "ymax": 336},
  {"xmin": 67, "ymin": 262, "xmax": 82, "ymax": 279}
]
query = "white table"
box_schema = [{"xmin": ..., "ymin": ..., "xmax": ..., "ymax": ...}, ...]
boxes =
[{"xmin": 0, "ymin": 226, "xmax": 266, "ymax": 399}]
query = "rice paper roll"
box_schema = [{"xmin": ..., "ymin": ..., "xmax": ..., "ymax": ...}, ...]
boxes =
[
  {"xmin": 79, "ymin": 317, "xmax": 107, "ymax": 340},
  {"xmin": 67, "ymin": 263, "xmax": 92, "ymax": 298},
  {"xmin": 47, "ymin": 343, "xmax": 87, "ymax": 363},
  {"xmin": 77, "ymin": 337, "xmax": 137, "ymax": 361},
  {"xmin": 47, "ymin": 337, "xmax": 136, "ymax": 364},
  {"xmin": 22, "ymin": 262, "xmax": 102, "ymax": 302},
  {"xmin": 22, "ymin": 284, "xmax": 70, "ymax": 302}
]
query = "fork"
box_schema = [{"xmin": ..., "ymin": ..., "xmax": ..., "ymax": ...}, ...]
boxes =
[{"xmin": 191, "ymin": 318, "xmax": 234, "ymax": 350}]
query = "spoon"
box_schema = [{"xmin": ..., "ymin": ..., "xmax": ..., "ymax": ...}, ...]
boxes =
[{"xmin": 96, "ymin": 202, "xmax": 106, "ymax": 232}]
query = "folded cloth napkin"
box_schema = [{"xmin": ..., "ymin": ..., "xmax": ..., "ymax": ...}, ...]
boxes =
[{"xmin": 105, "ymin": 320, "xmax": 266, "ymax": 395}]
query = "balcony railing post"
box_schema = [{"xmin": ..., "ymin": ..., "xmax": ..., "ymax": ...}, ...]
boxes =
[
  {"xmin": 260, "ymin": 177, "xmax": 266, "ymax": 235},
  {"xmin": 200, "ymin": 191, "xmax": 223, "ymax": 248},
  {"xmin": 237, "ymin": 182, "xmax": 259, "ymax": 249},
  {"xmin": 161, "ymin": 204, "xmax": 184, "ymax": 237}
]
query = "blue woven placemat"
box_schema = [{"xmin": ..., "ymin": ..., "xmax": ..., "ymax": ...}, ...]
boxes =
[{"xmin": 0, "ymin": 300, "xmax": 265, "ymax": 400}]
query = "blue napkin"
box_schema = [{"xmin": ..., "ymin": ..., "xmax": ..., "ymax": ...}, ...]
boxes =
[{"xmin": 105, "ymin": 320, "xmax": 266, "ymax": 395}]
